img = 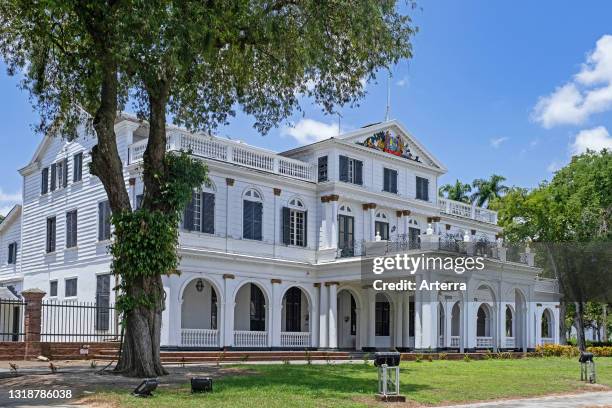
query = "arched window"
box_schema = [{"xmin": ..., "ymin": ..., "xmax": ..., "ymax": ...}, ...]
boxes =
[
  {"xmin": 283, "ymin": 198, "xmax": 307, "ymax": 247},
  {"xmin": 284, "ymin": 287, "xmax": 303, "ymax": 332},
  {"xmin": 243, "ymin": 188, "xmax": 263, "ymax": 240},
  {"xmin": 250, "ymin": 284, "xmax": 266, "ymax": 331},
  {"xmin": 338, "ymin": 204, "xmax": 354, "ymax": 257},
  {"xmin": 505, "ymin": 306, "xmax": 513, "ymax": 337},
  {"xmin": 375, "ymin": 212, "xmax": 389, "ymax": 240},
  {"xmin": 339, "ymin": 204, "xmax": 352, "ymax": 214},
  {"xmin": 477, "ymin": 304, "xmax": 490, "ymax": 337},
  {"xmin": 541, "ymin": 309, "xmax": 553, "ymax": 339}
]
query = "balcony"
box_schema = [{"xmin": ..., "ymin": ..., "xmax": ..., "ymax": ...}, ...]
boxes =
[
  {"xmin": 180, "ymin": 328, "xmax": 219, "ymax": 347},
  {"xmin": 438, "ymin": 197, "xmax": 497, "ymax": 225},
  {"xmin": 128, "ymin": 131, "xmax": 316, "ymax": 182}
]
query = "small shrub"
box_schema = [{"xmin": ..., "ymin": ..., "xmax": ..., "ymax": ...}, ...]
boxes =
[
  {"xmin": 415, "ymin": 354, "xmax": 423, "ymax": 363},
  {"xmin": 438, "ymin": 352, "xmax": 448, "ymax": 360},
  {"xmin": 463, "ymin": 354, "xmax": 472, "ymax": 362},
  {"xmin": 240, "ymin": 354, "xmax": 250, "ymax": 362},
  {"xmin": 484, "ymin": 350, "xmax": 494, "ymax": 360},
  {"xmin": 427, "ymin": 354, "xmax": 433, "ymax": 362}
]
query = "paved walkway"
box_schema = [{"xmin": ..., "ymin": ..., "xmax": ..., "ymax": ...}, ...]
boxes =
[{"xmin": 439, "ymin": 391, "xmax": 612, "ymax": 408}]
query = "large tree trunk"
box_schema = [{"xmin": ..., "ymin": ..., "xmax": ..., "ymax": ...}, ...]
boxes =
[
  {"xmin": 558, "ymin": 300, "xmax": 567, "ymax": 345},
  {"xmin": 574, "ymin": 301, "xmax": 587, "ymax": 352}
]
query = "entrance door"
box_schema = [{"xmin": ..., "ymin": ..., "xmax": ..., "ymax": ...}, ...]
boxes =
[
  {"xmin": 96, "ymin": 274, "xmax": 111, "ymax": 330},
  {"xmin": 338, "ymin": 214, "xmax": 354, "ymax": 257}
]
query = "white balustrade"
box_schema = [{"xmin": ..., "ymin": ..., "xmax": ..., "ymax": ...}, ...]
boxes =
[
  {"xmin": 535, "ymin": 278, "xmax": 558, "ymax": 293},
  {"xmin": 541, "ymin": 337, "xmax": 554, "ymax": 345},
  {"xmin": 181, "ymin": 328, "xmax": 219, "ymax": 347},
  {"xmin": 505, "ymin": 337, "xmax": 515, "ymax": 348},
  {"xmin": 234, "ymin": 330, "xmax": 268, "ymax": 347},
  {"xmin": 476, "ymin": 336, "xmax": 493, "ymax": 348},
  {"xmin": 438, "ymin": 197, "xmax": 498, "ymax": 225},
  {"xmin": 438, "ymin": 335, "xmax": 444, "ymax": 347},
  {"xmin": 280, "ymin": 332, "xmax": 311, "ymax": 348},
  {"xmin": 128, "ymin": 131, "xmax": 315, "ymax": 182},
  {"xmin": 450, "ymin": 336, "xmax": 460, "ymax": 347}
]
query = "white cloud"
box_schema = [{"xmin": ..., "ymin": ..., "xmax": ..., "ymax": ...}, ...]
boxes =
[
  {"xmin": 489, "ymin": 136, "xmax": 509, "ymax": 148},
  {"xmin": 396, "ymin": 76, "xmax": 410, "ymax": 87},
  {"xmin": 570, "ymin": 126, "xmax": 612, "ymax": 155},
  {"xmin": 281, "ymin": 119, "xmax": 341, "ymax": 144},
  {"xmin": 533, "ymin": 35, "xmax": 612, "ymax": 128},
  {"xmin": 0, "ymin": 188, "xmax": 21, "ymax": 217}
]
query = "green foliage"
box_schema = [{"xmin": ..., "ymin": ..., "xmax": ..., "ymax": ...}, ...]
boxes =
[
  {"xmin": 439, "ymin": 179, "xmax": 472, "ymax": 203},
  {"xmin": 463, "ymin": 354, "xmax": 472, "ymax": 362},
  {"xmin": 471, "ymin": 174, "xmax": 508, "ymax": 208}
]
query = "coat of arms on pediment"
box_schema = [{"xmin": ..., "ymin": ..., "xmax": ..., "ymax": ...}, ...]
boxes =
[{"xmin": 358, "ymin": 129, "xmax": 421, "ymax": 163}]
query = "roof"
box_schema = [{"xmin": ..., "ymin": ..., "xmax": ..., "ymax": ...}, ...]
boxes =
[
  {"xmin": 0, "ymin": 286, "xmax": 19, "ymax": 300},
  {"xmin": 0, "ymin": 205, "xmax": 21, "ymax": 233}
]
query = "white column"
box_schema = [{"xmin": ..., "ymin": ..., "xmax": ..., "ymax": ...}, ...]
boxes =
[
  {"xmin": 369, "ymin": 208, "xmax": 376, "ymax": 241},
  {"xmin": 223, "ymin": 278, "xmax": 235, "ymax": 347},
  {"xmin": 414, "ymin": 275, "xmax": 423, "ymax": 349},
  {"xmin": 368, "ymin": 288, "xmax": 376, "ymax": 348},
  {"xmin": 161, "ymin": 286, "xmax": 171, "ymax": 347},
  {"xmin": 271, "ymin": 282, "xmax": 282, "ymax": 348},
  {"xmin": 323, "ymin": 202, "xmax": 332, "ymax": 248},
  {"xmin": 459, "ymin": 300, "xmax": 465, "ymax": 353},
  {"xmin": 402, "ymin": 293, "xmax": 410, "ymax": 348},
  {"xmin": 328, "ymin": 283, "xmax": 338, "ymax": 348},
  {"xmin": 311, "ymin": 285, "xmax": 320, "ymax": 348},
  {"xmin": 535, "ymin": 304, "xmax": 542, "ymax": 346},
  {"xmin": 444, "ymin": 299, "xmax": 452, "ymax": 348},
  {"xmin": 319, "ymin": 284, "xmax": 329, "ymax": 348},
  {"xmin": 395, "ymin": 296, "xmax": 403, "ymax": 348},
  {"xmin": 330, "ymin": 200, "xmax": 339, "ymax": 249},
  {"xmin": 499, "ymin": 302, "xmax": 507, "ymax": 349},
  {"xmin": 553, "ymin": 306, "xmax": 560, "ymax": 344}
]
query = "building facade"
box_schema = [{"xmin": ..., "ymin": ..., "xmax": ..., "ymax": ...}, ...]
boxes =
[{"xmin": 0, "ymin": 114, "xmax": 560, "ymax": 351}]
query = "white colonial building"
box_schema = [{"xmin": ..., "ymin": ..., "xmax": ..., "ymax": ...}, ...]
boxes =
[{"xmin": 0, "ymin": 114, "xmax": 560, "ymax": 351}]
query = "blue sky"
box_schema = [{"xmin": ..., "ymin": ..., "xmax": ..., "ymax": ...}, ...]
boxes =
[{"xmin": 1, "ymin": 1, "xmax": 612, "ymax": 215}]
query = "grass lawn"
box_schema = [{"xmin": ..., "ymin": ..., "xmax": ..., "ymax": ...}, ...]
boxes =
[{"xmin": 87, "ymin": 357, "xmax": 612, "ymax": 407}]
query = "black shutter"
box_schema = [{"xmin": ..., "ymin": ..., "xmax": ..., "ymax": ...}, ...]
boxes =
[
  {"xmin": 423, "ymin": 178, "xmax": 429, "ymax": 201},
  {"xmin": 383, "ymin": 168, "xmax": 390, "ymax": 192},
  {"xmin": 303, "ymin": 211, "xmax": 308, "ymax": 247},
  {"xmin": 391, "ymin": 170, "xmax": 398, "ymax": 193},
  {"xmin": 73, "ymin": 153, "xmax": 82, "ymax": 182},
  {"xmin": 202, "ymin": 192, "xmax": 215, "ymax": 234},
  {"xmin": 41, "ymin": 168, "xmax": 48, "ymax": 194},
  {"xmin": 253, "ymin": 202, "xmax": 263, "ymax": 241},
  {"xmin": 339, "ymin": 155, "xmax": 348, "ymax": 182},
  {"xmin": 183, "ymin": 192, "xmax": 195, "ymax": 231},
  {"xmin": 96, "ymin": 274, "xmax": 110, "ymax": 330},
  {"xmin": 50, "ymin": 164, "xmax": 57, "ymax": 191},
  {"xmin": 282, "ymin": 207, "xmax": 290, "ymax": 245},
  {"xmin": 243, "ymin": 200, "xmax": 253, "ymax": 239},
  {"xmin": 355, "ymin": 160, "xmax": 363, "ymax": 185},
  {"xmin": 98, "ymin": 202, "xmax": 104, "ymax": 240},
  {"xmin": 62, "ymin": 158, "xmax": 68, "ymax": 187}
]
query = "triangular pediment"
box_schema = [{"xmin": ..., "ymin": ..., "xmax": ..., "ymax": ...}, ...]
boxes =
[{"xmin": 339, "ymin": 121, "xmax": 446, "ymax": 171}]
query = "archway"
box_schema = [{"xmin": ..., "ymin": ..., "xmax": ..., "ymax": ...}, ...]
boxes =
[
  {"xmin": 181, "ymin": 278, "xmax": 220, "ymax": 347},
  {"xmin": 451, "ymin": 302, "xmax": 461, "ymax": 348},
  {"xmin": 375, "ymin": 293, "xmax": 392, "ymax": 348},
  {"xmin": 476, "ymin": 303, "xmax": 493, "ymax": 348},
  {"xmin": 234, "ymin": 282, "xmax": 268, "ymax": 347},
  {"xmin": 281, "ymin": 286, "xmax": 311, "ymax": 348},
  {"xmin": 337, "ymin": 289, "xmax": 359, "ymax": 349},
  {"xmin": 541, "ymin": 308, "xmax": 554, "ymax": 343}
]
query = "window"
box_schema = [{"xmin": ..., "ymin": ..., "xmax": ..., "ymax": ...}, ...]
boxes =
[
  {"xmin": 73, "ymin": 153, "xmax": 83, "ymax": 182},
  {"xmin": 339, "ymin": 155, "xmax": 363, "ymax": 185},
  {"xmin": 285, "ymin": 287, "xmax": 302, "ymax": 332},
  {"xmin": 243, "ymin": 189, "xmax": 263, "ymax": 240},
  {"xmin": 408, "ymin": 226, "xmax": 420, "ymax": 249},
  {"xmin": 95, "ymin": 274, "xmax": 110, "ymax": 330},
  {"xmin": 375, "ymin": 299, "xmax": 390, "ymax": 336},
  {"xmin": 7, "ymin": 242, "xmax": 17, "ymax": 264},
  {"xmin": 49, "ymin": 280, "xmax": 58, "ymax": 297},
  {"xmin": 50, "ymin": 163, "xmax": 57, "ymax": 191},
  {"xmin": 383, "ymin": 168, "xmax": 398, "ymax": 193},
  {"xmin": 46, "ymin": 217, "xmax": 56, "ymax": 253},
  {"xmin": 338, "ymin": 214, "xmax": 354, "ymax": 257},
  {"xmin": 98, "ymin": 201, "xmax": 112, "ymax": 241},
  {"xmin": 41, "ymin": 167, "xmax": 49, "ymax": 194},
  {"xmin": 250, "ymin": 285, "xmax": 266, "ymax": 331},
  {"xmin": 56, "ymin": 158, "xmax": 68, "ymax": 189},
  {"xmin": 375, "ymin": 212, "xmax": 389, "ymax": 240},
  {"xmin": 317, "ymin": 156, "xmax": 328, "ymax": 182},
  {"xmin": 211, "ymin": 289, "xmax": 218, "ymax": 330},
  {"xmin": 66, "ymin": 210, "xmax": 78, "ymax": 248},
  {"xmin": 282, "ymin": 198, "xmax": 306, "ymax": 247},
  {"xmin": 183, "ymin": 190, "xmax": 215, "ymax": 234},
  {"xmin": 409, "ymin": 299, "xmax": 415, "ymax": 336},
  {"xmin": 65, "ymin": 277, "xmax": 77, "ymax": 297},
  {"xmin": 416, "ymin": 176, "xmax": 429, "ymax": 201}
]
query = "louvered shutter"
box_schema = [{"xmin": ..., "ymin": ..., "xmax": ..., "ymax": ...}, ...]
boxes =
[
  {"xmin": 355, "ymin": 160, "xmax": 363, "ymax": 185},
  {"xmin": 383, "ymin": 169, "xmax": 390, "ymax": 191},
  {"xmin": 303, "ymin": 211, "xmax": 308, "ymax": 247},
  {"xmin": 202, "ymin": 192, "xmax": 215, "ymax": 234},
  {"xmin": 62, "ymin": 158, "xmax": 68, "ymax": 187},
  {"xmin": 391, "ymin": 170, "xmax": 398, "ymax": 193},
  {"xmin": 50, "ymin": 164, "xmax": 57, "ymax": 191},
  {"xmin": 253, "ymin": 202, "xmax": 263, "ymax": 240},
  {"xmin": 339, "ymin": 155, "xmax": 348, "ymax": 182},
  {"xmin": 183, "ymin": 192, "xmax": 196, "ymax": 231},
  {"xmin": 282, "ymin": 207, "xmax": 290, "ymax": 245},
  {"xmin": 243, "ymin": 200, "xmax": 253, "ymax": 239}
]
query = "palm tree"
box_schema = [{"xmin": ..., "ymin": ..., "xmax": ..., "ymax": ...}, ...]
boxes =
[
  {"xmin": 471, "ymin": 174, "xmax": 509, "ymax": 207},
  {"xmin": 439, "ymin": 179, "xmax": 472, "ymax": 203}
]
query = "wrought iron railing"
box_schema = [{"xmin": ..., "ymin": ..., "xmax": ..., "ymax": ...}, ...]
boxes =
[
  {"xmin": 0, "ymin": 299, "xmax": 26, "ymax": 342},
  {"xmin": 41, "ymin": 300, "xmax": 120, "ymax": 342}
]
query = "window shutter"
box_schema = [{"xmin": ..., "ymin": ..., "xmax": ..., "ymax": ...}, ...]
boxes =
[
  {"xmin": 282, "ymin": 207, "xmax": 290, "ymax": 245},
  {"xmin": 183, "ymin": 192, "xmax": 196, "ymax": 231},
  {"xmin": 73, "ymin": 153, "xmax": 82, "ymax": 182},
  {"xmin": 202, "ymin": 192, "xmax": 215, "ymax": 234},
  {"xmin": 303, "ymin": 211, "xmax": 308, "ymax": 247},
  {"xmin": 339, "ymin": 155, "xmax": 348, "ymax": 182},
  {"xmin": 98, "ymin": 202, "xmax": 104, "ymax": 240},
  {"xmin": 383, "ymin": 169, "xmax": 390, "ymax": 191},
  {"xmin": 253, "ymin": 202, "xmax": 263, "ymax": 240},
  {"xmin": 243, "ymin": 200, "xmax": 253, "ymax": 239},
  {"xmin": 50, "ymin": 164, "xmax": 57, "ymax": 191},
  {"xmin": 391, "ymin": 170, "xmax": 398, "ymax": 193},
  {"xmin": 423, "ymin": 178, "xmax": 429, "ymax": 201},
  {"xmin": 62, "ymin": 158, "xmax": 68, "ymax": 187},
  {"xmin": 41, "ymin": 168, "xmax": 48, "ymax": 194},
  {"xmin": 355, "ymin": 160, "xmax": 363, "ymax": 185}
]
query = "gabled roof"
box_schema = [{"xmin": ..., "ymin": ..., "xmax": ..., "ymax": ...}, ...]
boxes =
[
  {"xmin": 0, "ymin": 204, "xmax": 21, "ymax": 233},
  {"xmin": 282, "ymin": 119, "xmax": 447, "ymax": 173}
]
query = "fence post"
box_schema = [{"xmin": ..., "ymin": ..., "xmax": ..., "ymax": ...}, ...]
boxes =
[{"xmin": 21, "ymin": 288, "xmax": 46, "ymax": 359}]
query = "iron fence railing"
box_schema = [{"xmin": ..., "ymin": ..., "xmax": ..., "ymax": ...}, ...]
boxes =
[
  {"xmin": 0, "ymin": 299, "xmax": 26, "ymax": 342},
  {"xmin": 41, "ymin": 300, "xmax": 121, "ymax": 342}
]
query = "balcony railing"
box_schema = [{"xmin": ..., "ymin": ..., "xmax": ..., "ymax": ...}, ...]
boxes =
[
  {"xmin": 450, "ymin": 336, "xmax": 460, "ymax": 347},
  {"xmin": 505, "ymin": 337, "xmax": 515, "ymax": 348},
  {"xmin": 181, "ymin": 328, "xmax": 219, "ymax": 347},
  {"xmin": 541, "ymin": 337, "xmax": 554, "ymax": 345},
  {"xmin": 234, "ymin": 330, "xmax": 268, "ymax": 348},
  {"xmin": 476, "ymin": 336, "xmax": 493, "ymax": 348},
  {"xmin": 438, "ymin": 197, "xmax": 497, "ymax": 225},
  {"xmin": 128, "ymin": 131, "xmax": 316, "ymax": 182},
  {"xmin": 280, "ymin": 332, "xmax": 311, "ymax": 348}
]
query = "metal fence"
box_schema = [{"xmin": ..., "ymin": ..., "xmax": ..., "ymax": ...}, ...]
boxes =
[
  {"xmin": 41, "ymin": 300, "xmax": 121, "ymax": 342},
  {"xmin": 0, "ymin": 299, "xmax": 26, "ymax": 342}
]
